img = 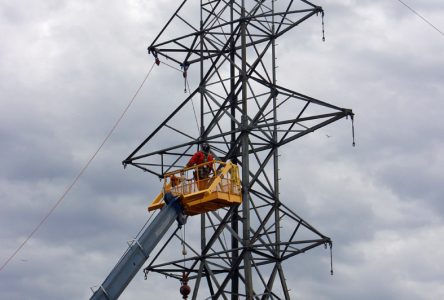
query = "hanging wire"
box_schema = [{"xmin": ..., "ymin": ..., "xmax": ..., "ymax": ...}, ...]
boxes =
[
  {"xmin": 115, "ymin": 210, "xmax": 158, "ymax": 268},
  {"xmin": 181, "ymin": 224, "xmax": 187, "ymax": 269},
  {"xmin": 216, "ymin": 211, "xmax": 229, "ymax": 251},
  {"xmin": 0, "ymin": 62, "xmax": 157, "ymax": 273},
  {"xmin": 133, "ymin": 210, "xmax": 158, "ymax": 241},
  {"xmin": 187, "ymin": 77, "xmax": 200, "ymax": 134},
  {"xmin": 160, "ymin": 60, "xmax": 183, "ymax": 73},
  {"xmin": 158, "ymin": 58, "xmax": 200, "ymax": 134},
  {"xmin": 395, "ymin": 0, "xmax": 444, "ymax": 37}
]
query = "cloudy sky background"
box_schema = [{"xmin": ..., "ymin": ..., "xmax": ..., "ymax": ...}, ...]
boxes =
[{"xmin": 1, "ymin": 0, "xmax": 443, "ymax": 299}]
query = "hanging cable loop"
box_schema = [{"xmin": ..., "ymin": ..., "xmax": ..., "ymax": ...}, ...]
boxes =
[
  {"xmin": 182, "ymin": 63, "xmax": 189, "ymax": 78},
  {"xmin": 181, "ymin": 62, "xmax": 190, "ymax": 92}
]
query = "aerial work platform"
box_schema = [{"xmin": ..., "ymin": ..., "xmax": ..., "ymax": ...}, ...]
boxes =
[
  {"xmin": 149, "ymin": 160, "xmax": 242, "ymax": 215},
  {"xmin": 90, "ymin": 161, "xmax": 242, "ymax": 299}
]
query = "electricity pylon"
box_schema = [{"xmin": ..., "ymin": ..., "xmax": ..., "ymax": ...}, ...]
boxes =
[{"xmin": 123, "ymin": 1, "xmax": 354, "ymax": 299}]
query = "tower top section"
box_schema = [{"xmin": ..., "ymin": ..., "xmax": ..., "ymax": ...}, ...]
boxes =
[
  {"xmin": 148, "ymin": 0, "xmax": 324, "ymax": 67},
  {"xmin": 123, "ymin": 0, "xmax": 353, "ymax": 180}
]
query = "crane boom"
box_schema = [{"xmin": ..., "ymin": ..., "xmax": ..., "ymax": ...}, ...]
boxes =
[{"xmin": 90, "ymin": 204, "xmax": 178, "ymax": 300}]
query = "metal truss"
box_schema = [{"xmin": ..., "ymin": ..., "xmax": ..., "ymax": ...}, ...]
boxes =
[{"xmin": 123, "ymin": 0, "xmax": 353, "ymax": 299}]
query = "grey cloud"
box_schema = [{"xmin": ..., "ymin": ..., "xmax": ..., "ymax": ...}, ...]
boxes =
[{"xmin": 1, "ymin": 0, "xmax": 444, "ymax": 299}]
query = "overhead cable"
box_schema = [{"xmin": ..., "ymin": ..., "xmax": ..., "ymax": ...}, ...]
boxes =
[
  {"xmin": 396, "ymin": 0, "xmax": 444, "ymax": 36},
  {"xmin": 0, "ymin": 62, "xmax": 156, "ymax": 272}
]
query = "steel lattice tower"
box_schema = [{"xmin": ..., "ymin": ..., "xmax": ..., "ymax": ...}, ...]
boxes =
[{"xmin": 123, "ymin": 1, "xmax": 354, "ymax": 299}]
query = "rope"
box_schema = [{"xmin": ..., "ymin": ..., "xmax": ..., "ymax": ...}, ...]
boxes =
[
  {"xmin": 134, "ymin": 209, "xmax": 158, "ymax": 241},
  {"xmin": 158, "ymin": 59, "xmax": 200, "ymax": 133},
  {"xmin": 395, "ymin": 0, "xmax": 444, "ymax": 37},
  {"xmin": 187, "ymin": 78, "xmax": 200, "ymax": 134},
  {"xmin": 158, "ymin": 60, "xmax": 200, "ymax": 134},
  {"xmin": 113, "ymin": 209, "xmax": 158, "ymax": 269},
  {"xmin": 181, "ymin": 224, "xmax": 187, "ymax": 269},
  {"xmin": 0, "ymin": 62, "xmax": 157, "ymax": 273},
  {"xmin": 160, "ymin": 60, "xmax": 183, "ymax": 73}
]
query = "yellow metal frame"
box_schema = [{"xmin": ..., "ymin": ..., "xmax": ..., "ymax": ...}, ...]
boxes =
[{"xmin": 148, "ymin": 161, "xmax": 242, "ymax": 215}]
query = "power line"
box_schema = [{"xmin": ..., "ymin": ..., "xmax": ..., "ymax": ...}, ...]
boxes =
[
  {"xmin": 396, "ymin": 0, "xmax": 444, "ymax": 36},
  {"xmin": 0, "ymin": 62, "xmax": 156, "ymax": 272}
]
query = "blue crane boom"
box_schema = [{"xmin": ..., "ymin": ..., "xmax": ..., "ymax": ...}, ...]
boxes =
[
  {"xmin": 90, "ymin": 161, "xmax": 241, "ymax": 299},
  {"xmin": 90, "ymin": 203, "xmax": 178, "ymax": 300}
]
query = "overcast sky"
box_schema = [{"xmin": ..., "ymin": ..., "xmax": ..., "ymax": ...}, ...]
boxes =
[{"xmin": 1, "ymin": 0, "xmax": 443, "ymax": 299}]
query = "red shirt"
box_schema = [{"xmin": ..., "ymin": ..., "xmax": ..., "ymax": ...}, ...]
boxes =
[{"xmin": 186, "ymin": 151, "xmax": 213, "ymax": 167}]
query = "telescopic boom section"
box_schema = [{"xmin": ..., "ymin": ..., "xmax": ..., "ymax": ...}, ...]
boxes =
[
  {"xmin": 90, "ymin": 204, "xmax": 178, "ymax": 300},
  {"xmin": 90, "ymin": 161, "xmax": 242, "ymax": 300}
]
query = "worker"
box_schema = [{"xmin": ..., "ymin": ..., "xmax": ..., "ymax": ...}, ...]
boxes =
[
  {"xmin": 169, "ymin": 174, "xmax": 182, "ymax": 188},
  {"xmin": 186, "ymin": 143, "xmax": 214, "ymax": 190}
]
